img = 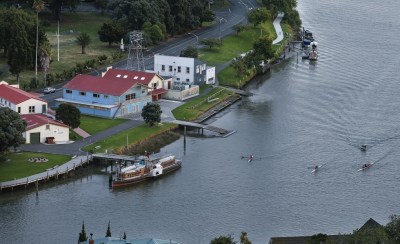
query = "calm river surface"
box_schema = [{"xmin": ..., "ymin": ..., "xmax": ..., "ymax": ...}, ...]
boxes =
[{"xmin": 2, "ymin": 0, "xmax": 400, "ymax": 243}]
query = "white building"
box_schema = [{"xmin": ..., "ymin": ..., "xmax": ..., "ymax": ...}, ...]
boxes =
[
  {"xmin": 0, "ymin": 83, "xmax": 48, "ymax": 114},
  {"xmin": 0, "ymin": 82, "xmax": 69, "ymax": 144},
  {"xmin": 154, "ymin": 54, "xmax": 216, "ymax": 85}
]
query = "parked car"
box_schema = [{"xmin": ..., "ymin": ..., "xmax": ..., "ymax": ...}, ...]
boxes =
[{"xmin": 43, "ymin": 87, "xmax": 56, "ymax": 94}]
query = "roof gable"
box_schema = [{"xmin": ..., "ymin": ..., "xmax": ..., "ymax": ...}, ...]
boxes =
[
  {"xmin": 21, "ymin": 114, "xmax": 68, "ymax": 131},
  {"xmin": 0, "ymin": 84, "xmax": 46, "ymax": 104}
]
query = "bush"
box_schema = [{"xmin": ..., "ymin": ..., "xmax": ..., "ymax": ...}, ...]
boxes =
[{"xmin": 97, "ymin": 55, "xmax": 107, "ymax": 64}]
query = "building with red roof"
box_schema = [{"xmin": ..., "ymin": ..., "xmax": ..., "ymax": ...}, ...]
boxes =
[
  {"xmin": 21, "ymin": 114, "xmax": 70, "ymax": 144},
  {"xmin": 55, "ymin": 67, "xmax": 169, "ymax": 118},
  {"xmin": 0, "ymin": 82, "xmax": 69, "ymax": 144},
  {"xmin": 0, "ymin": 82, "xmax": 48, "ymax": 114}
]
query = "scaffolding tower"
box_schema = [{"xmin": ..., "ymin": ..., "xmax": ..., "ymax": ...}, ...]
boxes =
[{"xmin": 126, "ymin": 31, "xmax": 145, "ymax": 71}]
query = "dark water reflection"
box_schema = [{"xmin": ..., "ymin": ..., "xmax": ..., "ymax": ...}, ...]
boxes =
[{"xmin": 2, "ymin": 0, "xmax": 400, "ymax": 243}]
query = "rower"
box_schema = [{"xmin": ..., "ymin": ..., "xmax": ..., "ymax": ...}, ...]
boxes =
[
  {"xmin": 360, "ymin": 145, "xmax": 367, "ymax": 151},
  {"xmin": 314, "ymin": 165, "xmax": 319, "ymax": 170}
]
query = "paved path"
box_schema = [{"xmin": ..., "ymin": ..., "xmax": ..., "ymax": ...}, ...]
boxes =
[
  {"xmin": 272, "ymin": 13, "xmax": 285, "ymax": 44},
  {"xmin": 73, "ymin": 127, "xmax": 90, "ymax": 138}
]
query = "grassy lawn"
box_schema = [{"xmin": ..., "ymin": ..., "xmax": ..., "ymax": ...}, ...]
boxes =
[
  {"xmin": 172, "ymin": 87, "xmax": 235, "ymax": 121},
  {"xmin": 199, "ymin": 22, "xmax": 276, "ymax": 66},
  {"xmin": 82, "ymin": 123, "xmax": 178, "ymax": 153},
  {"xmin": 79, "ymin": 115, "xmax": 127, "ymax": 135},
  {"xmin": 0, "ymin": 152, "xmax": 71, "ymax": 182},
  {"xmin": 217, "ymin": 65, "xmax": 257, "ymax": 88},
  {"xmin": 0, "ymin": 12, "xmax": 124, "ymax": 87}
]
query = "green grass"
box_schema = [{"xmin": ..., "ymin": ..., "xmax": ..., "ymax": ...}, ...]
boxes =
[
  {"xmin": 79, "ymin": 115, "xmax": 127, "ymax": 135},
  {"xmin": 0, "ymin": 12, "xmax": 124, "ymax": 86},
  {"xmin": 199, "ymin": 22, "xmax": 276, "ymax": 66},
  {"xmin": 82, "ymin": 123, "xmax": 178, "ymax": 153},
  {"xmin": 172, "ymin": 87, "xmax": 235, "ymax": 121},
  {"xmin": 217, "ymin": 65, "xmax": 257, "ymax": 88},
  {"xmin": 69, "ymin": 129, "xmax": 83, "ymax": 141},
  {"xmin": 0, "ymin": 152, "xmax": 71, "ymax": 182}
]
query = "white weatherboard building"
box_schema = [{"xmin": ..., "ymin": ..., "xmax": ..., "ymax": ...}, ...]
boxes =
[
  {"xmin": 154, "ymin": 54, "xmax": 215, "ymax": 85},
  {"xmin": 0, "ymin": 82, "xmax": 69, "ymax": 144}
]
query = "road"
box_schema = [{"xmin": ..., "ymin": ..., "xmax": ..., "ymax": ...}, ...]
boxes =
[{"xmin": 26, "ymin": 0, "xmax": 260, "ymax": 155}]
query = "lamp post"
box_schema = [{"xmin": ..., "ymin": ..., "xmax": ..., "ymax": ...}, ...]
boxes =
[
  {"xmin": 33, "ymin": 0, "xmax": 45, "ymax": 82},
  {"xmin": 188, "ymin": 32, "xmax": 199, "ymax": 44},
  {"xmin": 216, "ymin": 17, "xmax": 226, "ymax": 40}
]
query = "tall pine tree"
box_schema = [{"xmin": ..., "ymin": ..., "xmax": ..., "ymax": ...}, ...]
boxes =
[{"xmin": 78, "ymin": 222, "xmax": 88, "ymax": 243}]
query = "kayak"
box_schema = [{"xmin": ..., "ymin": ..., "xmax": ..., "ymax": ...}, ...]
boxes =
[
  {"xmin": 311, "ymin": 165, "xmax": 322, "ymax": 173},
  {"xmin": 358, "ymin": 162, "xmax": 374, "ymax": 171}
]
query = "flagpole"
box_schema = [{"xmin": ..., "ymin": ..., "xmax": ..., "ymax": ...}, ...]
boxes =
[{"xmin": 57, "ymin": 20, "xmax": 60, "ymax": 61}]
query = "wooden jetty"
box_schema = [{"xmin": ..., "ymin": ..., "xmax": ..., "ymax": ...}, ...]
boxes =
[
  {"xmin": 0, "ymin": 155, "xmax": 92, "ymax": 193},
  {"xmin": 173, "ymin": 120, "xmax": 236, "ymax": 137}
]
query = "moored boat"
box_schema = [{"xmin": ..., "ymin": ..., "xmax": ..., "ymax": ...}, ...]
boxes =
[{"xmin": 112, "ymin": 155, "xmax": 182, "ymax": 188}]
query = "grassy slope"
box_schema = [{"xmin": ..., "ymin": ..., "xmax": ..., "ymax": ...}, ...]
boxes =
[
  {"xmin": 79, "ymin": 115, "xmax": 127, "ymax": 135},
  {"xmin": 81, "ymin": 123, "xmax": 178, "ymax": 153}
]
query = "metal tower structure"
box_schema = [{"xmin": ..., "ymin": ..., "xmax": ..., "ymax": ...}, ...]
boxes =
[{"xmin": 126, "ymin": 31, "xmax": 145, "ymax": 71}]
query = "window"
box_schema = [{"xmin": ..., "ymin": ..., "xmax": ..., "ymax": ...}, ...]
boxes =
[
  {"xmin": 46, "ymin": 124, "xmax": 50, "ymax": 130},
  {"xmin": 186, "ymin": 79, "xmax": 190, "ymax": 82},
  {"xmin": 93, "ymin": 93, "xmax": 100, "ymax": 98},
  {"xmin": 153, "ymin": 83, "xmax": 157, "ymax": 88},
  {"xmin": 79, "ymin": 91, "xmax": 86, "ymax": 96},
  {"xmin": 104, "ymin": 95, "xmax": 109, "ymax": 99},
  {"xmin": 17, "ymin": 107, "xmax": 21, "ymax": 113},
  {"xmin": 161, "ymin": 65, "xmax": 165, "ymax": 71},
  {"xmin": 125, "ymin": 93, "xmax": 136, "ymax": 101},
  {"xmin": 178, "ymin": 66, "xmax": 181, "ymax": 73},
  {"xmin": 186, "ymin": 67, "xmax": 190, "ymax": 73},
  {"xmin": 29, "ymin": 106, "xmax": 35, "ymax": 113},
  {"xmin": 66, "ymin": 89, "xmax": 72, "ymax": 94},
  {"xmin": 169, "ymin": 66, "xmax": 172, "ymax": 72}
]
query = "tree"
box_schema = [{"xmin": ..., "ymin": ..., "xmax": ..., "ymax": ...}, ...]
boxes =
[
  {"xmin": 247, "ymin": 8, "xmax": 270, "ymax": 27},
  {"xmin": 7, "ymin": 21, "xmax": 32, "ymax": 84},
  {"xmin": 232, "ymin": 23, "xmax": 246, "ymax": 35},
  {"xmin": 76, "ymin": 32, "xmax": 92, "ymax": 54},
  {"xmin": 47, "ymin": 0, "xmax": 80, "ymax": 21},
  {"xmin": 252, "ymin": 36, "xmax": 274, "ymax": 61},
  {"xmin": 141, "ymin": 102, "xmax": 162, "ymax": 127},
  {"xmin": 40, "ymin": 42, "xmax": 52, "ymax": 85},
  {"xmin": 240, "ymin": 232, "xmax": 251, "ymax": 244},
  {"xmin": 385, "ymin": 214, "xmax": 400, "ymax": 242},
  {"xmin": 55, "ymin": 103, "xmax": 81, "ymax": 129},
  {"xmin": 210, "ymin": 235, "xmax": 236, "ymax": 244},
  {"xmin": 78, "ymin": 222, "xmax": 88, "ymax": 243},
  {"xmin": 98, "ymin": 20, "xmax": 125, "ymax": 47},
  {"xmin": 180, "ymin": 45, "xmax": 198, "ymax": 58},
  {"xmin": 200, "ymin": 38, "xmax": 222, "ymax": 49},
  {"xmin": 0, "ymin": 108, "xmax": 27, "ymax": 154},
  {"xmin": 261, "ymin": 0, "xmax": 297, "ymax": 16},
  {"xmin": 105, "ymin": 221, "xmax": 111, "ymax": 237}
]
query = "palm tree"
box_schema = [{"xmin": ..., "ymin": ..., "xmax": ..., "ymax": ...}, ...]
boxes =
[
  {"xmin": 33, "ymin": 0, "xmax": 45, "ymax": 82},
  {"xmin": 76, "ymin": 32, "xmax": 92, "ymax": 54},
  {"xmin": 40, "ymin": 42, "xmax": 51, "ymax": 85}
]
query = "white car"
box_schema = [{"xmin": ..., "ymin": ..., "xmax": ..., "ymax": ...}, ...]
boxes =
[{"xmin": 43, "ymin": 87, "xmax": 56, "ymax": 94}]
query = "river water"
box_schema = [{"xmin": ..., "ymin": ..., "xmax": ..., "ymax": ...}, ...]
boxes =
[{"xmin": 2, "ymin": 0, "xmax": 400, "ymax": 243}]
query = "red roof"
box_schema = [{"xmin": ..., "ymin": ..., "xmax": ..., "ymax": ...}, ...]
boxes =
[
  {"xmin": 0, "ymin": 84, "xmax": 46, "ymax": 104},
  {"xmin": 21, "ymin": 114, "xmax": 69, "ymax": 131},
  {"xmin": 64, "ymin": 72, "xmax": 152, "ymax": 96},
  {"xmin": 102, "ymin": 69, "xmax": 156, "ymax": 86},
  {"xmin": 151, "ymin": 88, "xmax": 168, "ymax": 96}
]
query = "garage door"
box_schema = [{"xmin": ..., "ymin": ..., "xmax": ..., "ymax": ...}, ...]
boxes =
[{"xmin": 30, "ymin": 132, "xmax": 40, "ymax": 144}]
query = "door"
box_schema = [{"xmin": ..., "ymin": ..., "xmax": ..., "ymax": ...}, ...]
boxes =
[
  {"xmin": 30, "ymin": 132, "xmax": 40, "ymax": 144},
  {"xmin": 42, "ymin": 104, "xmax": 47, "ymax": 113}
]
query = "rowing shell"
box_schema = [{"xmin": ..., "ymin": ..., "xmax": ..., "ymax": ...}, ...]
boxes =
[
  {"xmin": 358, "ymin": 163, "xmax": 374, "ymax": 171},
  {"xmin": 311, "ymin": 165, "xmax": 322, "ymax": 173}
]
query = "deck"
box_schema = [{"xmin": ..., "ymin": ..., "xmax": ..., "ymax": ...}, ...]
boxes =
[{"xmin": 172, "ymin": 120, "xmax": 236, "ymax": 137}]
